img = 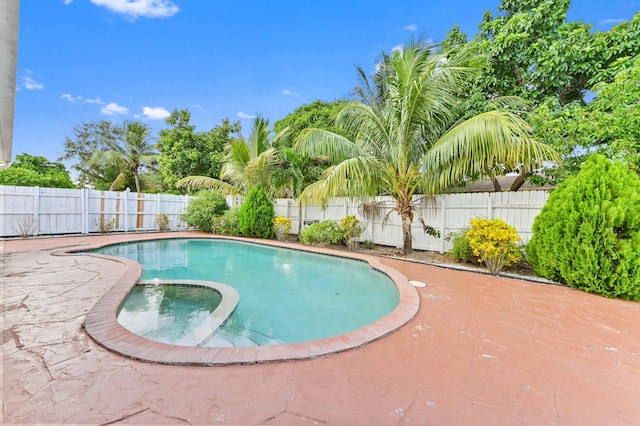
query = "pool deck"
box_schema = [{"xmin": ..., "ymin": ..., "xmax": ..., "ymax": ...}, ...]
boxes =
[{"xmin": 3, "ymin": 232, "xmax": 640, "ymax": 425}]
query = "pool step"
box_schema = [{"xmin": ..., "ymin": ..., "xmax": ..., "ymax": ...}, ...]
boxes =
[{"xmin": 202, "ymin": 325, "xmax": 281, "ymax": 347}]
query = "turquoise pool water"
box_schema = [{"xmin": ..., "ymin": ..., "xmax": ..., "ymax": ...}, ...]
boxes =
[
  {"xmin": 118, "ymin": 284, "xmax": 222, "ymax": 344},
  {"xmin": 92, "ymin": 238, "xmax": 399, "ymax": 346}
]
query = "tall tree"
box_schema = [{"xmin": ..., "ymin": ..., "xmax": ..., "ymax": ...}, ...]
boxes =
[
  {"xmin": 177, "ymin": 115, "xmax": 284, "ymax": 195},
  {"xmin": 60, "ymin": 121, "xmax": 131, "ymax": 189},
  {"xmin": 89, "ymin": 121, "xmax": 159, "ymax": 193},
  {"xmin": 296, "ymin": 39, "xmax": 557, "ymax": 254},
  {"xmin": 157, "ymin": 109, "xmax": 240, "ymax": 190}
]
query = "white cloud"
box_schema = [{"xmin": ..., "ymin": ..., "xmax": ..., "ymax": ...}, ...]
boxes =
[
  {"xmin": 61, "ymin": 93, "xmax": 82, "ymax": 103},
  {"xmin": 101, "ymin": 102, "xmax": 129, "ymax": 116},
  {"xmin": 599, "ymin": 18, "xmax": 626, "ymax": 25},
  {"xmin": 404, "ymin": 24, "xmax": 417, "ymax": 31},
  {"xmin": 141, "ymin": 106, "xmax": 170, "ymax": 120},
  {"xmin": 21, "ymin": 69, "xmax": 45, "ymax": 90},
  {"xmin": 62, "ymin": 0, "xmax": 74, "ymax": 4},
  {"xmin": 391, "ymin": 44, "xmax": 403, "ymax": 53},
  {"xmin": 282, "ymin": 89, "xmax": 300, "ymax": 97},
  {"xmin": 90, "ymin": 0, "xmax": 179, "ymax": 19},
  {"xmin": 85, "ymin": 97, "xmax": 105, "ymax": 104},
  {"xmin": 24, "ymin": 77, "xmax": 44, "ymax": 90},
  {"xmin": 237, "ymin": 112, "xmax": 256, "ymax": 119}
]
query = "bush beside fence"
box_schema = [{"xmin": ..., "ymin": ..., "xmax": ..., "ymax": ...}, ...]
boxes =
[{"xmin": 1, "ymin": 185, "xmax": 548, "ymax": 253}]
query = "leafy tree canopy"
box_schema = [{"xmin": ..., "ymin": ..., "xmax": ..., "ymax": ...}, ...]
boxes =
[
  {"xmin": 273, "ymin": 99, "xmax": 354, "ymax": 145},
  {"xmin": 470, "ymin": 1, "xmax": 640, "ymax": 105},
  {"xmin": 157, "ymin": 109, "xmax": 241, "ymax": 191},
  {"xmin": 60, "ymin": 121, "xmax": 136, "ymax": 190},
  {"xmin": 89, "ymin": 121, "xmax": 159, "ymax": 193},
  {"xmin": 0, "ymin": 153, "xmax": 74, "ymax": 188}
]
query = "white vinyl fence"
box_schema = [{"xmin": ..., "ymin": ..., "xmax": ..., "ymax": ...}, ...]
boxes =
[
  {"xmin": 0, "ymin": 185, "xmax": 193, "ymax": 237},
  {"xmin": 276, "ymin": 190, "xmax": 549, "ymax": 252},
  {"xmin": 1, "ymin": 185, "xmax": 549, "ymax": 253}
]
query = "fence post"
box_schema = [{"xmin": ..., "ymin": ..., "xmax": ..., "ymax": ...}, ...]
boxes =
[
  {"xmin": 81, "ymin": 189, "xmax": 88, "ymax": 234},
  {"xmin": 439, "ymin": 196, "xmax": 446, "ymax": 253},
  {"xmin": 33, "ymin": 186, "xmax": 40, "ymax": 236},
  {"xmin": 487, "ymin": 194, "xmax": 493, "ymax": 218},
  {"xmin": 123, "ymin": 188, "xmax": 129, "ymax": 232}
]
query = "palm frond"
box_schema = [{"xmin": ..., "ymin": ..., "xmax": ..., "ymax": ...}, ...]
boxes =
[
  {"xmin": 298, "ymin": 156, "xmax": 384, "ymax": 206},
  {"xmin": 296, "ymin": 128, "xmax": 366, "ymax": 163},
  {"xmin": 422, "ymin": 110, "xmax": 560, "ymax": 193},
  {"xmin": 175, "ymin": 176, "xmax": 244, "ymax": 195}
]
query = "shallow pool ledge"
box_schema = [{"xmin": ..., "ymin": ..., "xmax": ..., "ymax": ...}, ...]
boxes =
[{"xmin": 79, "ymin": 233, "xmax": 420, "ymax": 366}]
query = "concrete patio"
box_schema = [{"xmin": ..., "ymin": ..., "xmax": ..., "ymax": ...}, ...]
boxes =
[{"xmin": 2, "ymin": 233, "xmax": 640, "ymax": 425}]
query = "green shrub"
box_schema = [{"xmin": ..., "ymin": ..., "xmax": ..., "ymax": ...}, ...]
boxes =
[
  {"xmin": 466, "ymin": 218, "xmax": 521, "ymax": 274},
  {"xmin": 363, "ymin": 240, "xmax": 375, "ymax": 249},
  {"xmin": 527, "ymin": 154, "xmax": 640, "ymax": 299},
  {"xmin": 448, "ymin": 228, "xmax": 479, "ymax": 264},
  {"xmin": 299, "ymin": 221, "xmax": 344, "ymax": 246},
  {"xmin": 211, "ymin": 206, "xmax": 242, "ymax": 236},
  {"xmin": 239, "ymin": 184, "xmax": 275, "ymax": 239},
  {"xmin": 182, "ymin": 190, "xmax": 229, "ymax": 232},
  {"xmin": 273, "ymin": 216, "xmax": 292, "ymax": 241},
  {"xmin": 339, "ymin": 215, "xmax": 363, "ymax": 250}
]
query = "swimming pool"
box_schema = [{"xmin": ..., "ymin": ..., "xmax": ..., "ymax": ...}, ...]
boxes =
[{"xmin": 92, "ymin": 238, "xmax": 400, "ymax": 347}]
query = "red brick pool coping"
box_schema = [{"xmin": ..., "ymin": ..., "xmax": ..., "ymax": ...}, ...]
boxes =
[{"xmin": 66, "ymin": 233, "xmax": 419, "ymax": 365}]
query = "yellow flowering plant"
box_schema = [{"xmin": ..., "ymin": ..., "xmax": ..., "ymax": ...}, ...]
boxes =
[
  {"xmin": 339, "ymin": 215, "xmax": 363, "ymax": 250},
  {"xmin": 273, "ymin": 216, "xmax": 292, "ymax": 241},
  {"xmin": 466, "ymin": 218, "xmax": 521, "ymax": 274}
]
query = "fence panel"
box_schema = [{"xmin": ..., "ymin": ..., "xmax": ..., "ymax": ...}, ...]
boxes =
[{"xmin": 1, "ymin": 185, "xmax": 550, "ymax": 253}]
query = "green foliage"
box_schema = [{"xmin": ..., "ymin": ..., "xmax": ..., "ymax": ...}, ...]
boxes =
[
  {"xmin": 182, "ymin": 190, "xmax": 229, "ymax": 232},
  {"xmin": 239, "ymin": 184, "xmax": 275, "ymax": 239},
  {"xmin": 467, "ymin": 218, "xmax": 521, "ymax": 274},
  {"xmin": 177, "ymin": 116, "xmax": 282, "ymax": 196},
  {"xmin": 0, "ymin": 153, "xmax": 74, "ymax": 188},
  {"xmin": 60, "ymin": 120, "xmax": 132, "ymax": 189},
  {"xmin": 157, "ymin": 109, "xmax": 240, "ymax": 191},
  {"xmin": 529, "ymin": 54, "xmax": 640, "ymax": 184},
  {"xmin": 89, "ymin": 121, "xmax": 159, "ymax": 193},
  {"xmin": 273, "ymin": 216, "xmax": 292, "ymax": 241},
  {"xmin": 339, "ymin": 215, "xmax": 363, "ymax": 250},
  {"xmin": 527, "ymin": 154, "xmax": 640, "ymax": 299},
  {"xmin": 211, "ymin": 206, "xmax": 242, "ymax": 236},
  {"xmin": 296, "ymin": 38, "xmax": 556, "ymax": 254},
  {"xmin": 362, "ymin": 240, "xmax": 375, "ymax": 250},
  {"xmin": 299, "ymin": 221, "xmax": 344, "ymax": 246},
  {"xmin": 273, "ymin": 99, "xmax": 354, "ymax": 145},
  {"xmin": 448, "ymin": 228, "xmax": 480, "ymax": 264}
]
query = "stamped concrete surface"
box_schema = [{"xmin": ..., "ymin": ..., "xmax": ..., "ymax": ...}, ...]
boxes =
[{"xmin": 2, "ymin": 233, "xmax": 640, "ymax": 425}]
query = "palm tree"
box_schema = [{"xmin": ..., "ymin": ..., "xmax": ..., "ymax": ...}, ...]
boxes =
[
  {"xmin": 90, "ymin": 121, "xmax": 159, "ymax": 193},
  {"xmin": 296, "ymin": 39, "xmax": 559, "ymax": 254},
  {"xmin": 0, "ymin": 0, "xmax": 20, "ymax": 167},
  {"xmin": 177, "ymin": 115, "xmax": 284, "ymax": 195}
]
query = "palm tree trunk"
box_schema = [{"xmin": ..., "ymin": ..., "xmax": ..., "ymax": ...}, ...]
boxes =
[
  {"xmin": 401, "ymin": 212, "xmax": 413, "ymax": 255},
  {"xmin": 134, "ymin": 173, "xmax": 141, "ymax": 193},
  {"xmin": 0, "ymin": 0, "xmax": 19, "ymax": 166}
]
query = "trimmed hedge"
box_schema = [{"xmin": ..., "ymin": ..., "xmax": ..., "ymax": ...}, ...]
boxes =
[
  {"xmin": 239, "ymin": 184, "xmax": 275, "ymax": 239},
  {"xmin": 527, "ymin": 154, "xmax": 640, "ymax": 299}
]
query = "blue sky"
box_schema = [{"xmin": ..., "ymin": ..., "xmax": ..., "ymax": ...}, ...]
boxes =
[{"xmin": 13, "ymin": 0, "xmax": 639, "ymax": 166}]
